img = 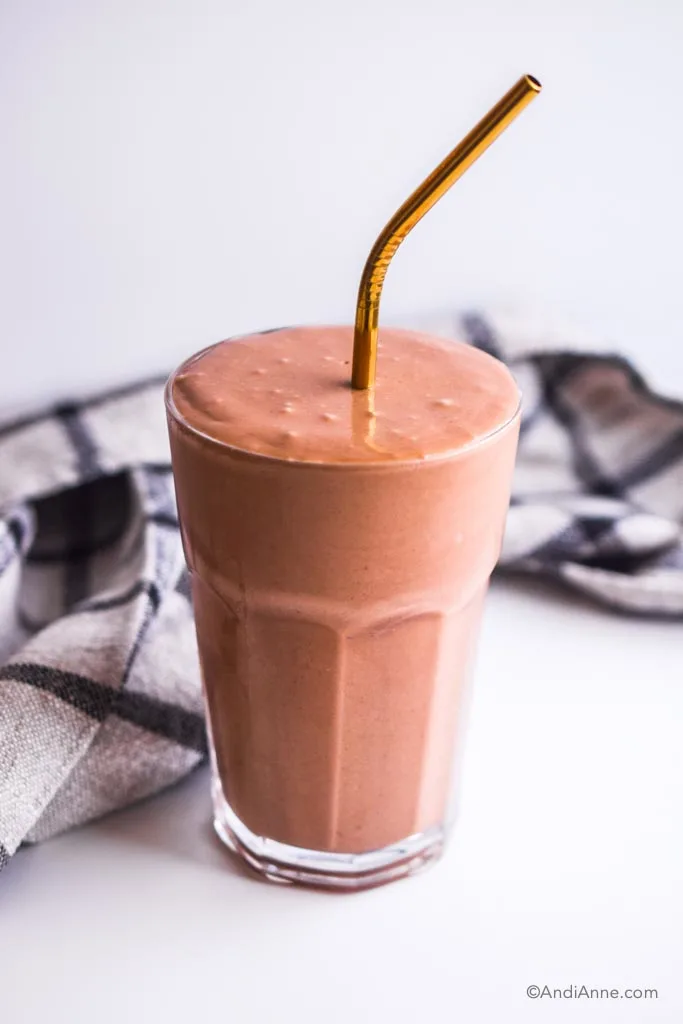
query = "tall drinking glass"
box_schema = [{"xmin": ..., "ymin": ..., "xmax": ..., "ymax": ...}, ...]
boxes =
[{"xmin": 166, "ymin": 325, "xmax": 519, "ymax": 890}]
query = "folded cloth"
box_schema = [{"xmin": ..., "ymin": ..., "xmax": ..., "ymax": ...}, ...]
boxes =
[
  {"xmin": 1, "ymin": 313, "xmax": 682, "ymax": 872},
  {"xmin": 456, "ymin": 310, "xmax": 683, "ymax": 616}
]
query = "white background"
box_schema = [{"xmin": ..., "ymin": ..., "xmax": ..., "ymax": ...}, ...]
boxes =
[
  {"xmin": 1, "ymin": 2, "xmax": 682, "ymax": 1022},
  {"xmin": 2, "ymin": 0, "xmax": 683, "ymax": 410}
]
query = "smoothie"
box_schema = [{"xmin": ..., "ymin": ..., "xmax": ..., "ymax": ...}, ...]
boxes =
[{"xmin": 166, "ymin": 326, "xmax": 519, "ymax": 880}]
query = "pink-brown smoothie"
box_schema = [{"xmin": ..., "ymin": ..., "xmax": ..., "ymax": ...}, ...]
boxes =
[{"xmin": 167, "ymin": 326, "xmax": 519, "ymax": 854}]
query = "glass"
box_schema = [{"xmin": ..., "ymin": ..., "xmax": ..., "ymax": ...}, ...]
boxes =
[{"xmin": 165, "ymin": 341, "xmax": 519, "ymax": 890}]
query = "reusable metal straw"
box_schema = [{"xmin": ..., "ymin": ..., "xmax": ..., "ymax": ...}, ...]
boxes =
[{"xmin": 351, "ymin": 74, "xmax": 541, "ymax": 390}]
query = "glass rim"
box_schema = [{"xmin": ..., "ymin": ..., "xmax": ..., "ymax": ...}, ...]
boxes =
[{"xmin": 164, "ymin": 334, "xmax": 522, "ymax": 471}]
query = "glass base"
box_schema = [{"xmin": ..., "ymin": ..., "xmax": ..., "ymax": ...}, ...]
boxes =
[{"xmin": 212, "ymin": 780, "xmax": 446, "ymax": 891}]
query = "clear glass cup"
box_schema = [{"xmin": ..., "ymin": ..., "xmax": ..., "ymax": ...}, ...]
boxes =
[{"xmin": 165, "ymin": 331, "xmax": 519, "ymax": 890}]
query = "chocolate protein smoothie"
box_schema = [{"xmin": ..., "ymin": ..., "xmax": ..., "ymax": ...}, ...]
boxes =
[{"xmin": 166, "ymin": 325, "xmax": 519, "ymax": 886}]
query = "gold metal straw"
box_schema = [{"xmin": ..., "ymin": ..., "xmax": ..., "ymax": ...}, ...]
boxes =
[{"xmin": 351, "ymin": 74, "xmax": 542, "ymax": 390}]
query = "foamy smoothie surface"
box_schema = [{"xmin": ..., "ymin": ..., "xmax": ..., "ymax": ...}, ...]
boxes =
[{"xmin": 170, "ymin": 326, "xmax": 519, "ymax": 463}]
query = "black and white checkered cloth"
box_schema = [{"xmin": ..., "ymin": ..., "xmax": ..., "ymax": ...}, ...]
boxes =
[{"xmin": 1, "ymin": 313, "xmax": 682, "ymax": 873}]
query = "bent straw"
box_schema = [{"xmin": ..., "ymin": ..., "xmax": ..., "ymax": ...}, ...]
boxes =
[{"xmin": 351, "ymin": 74, "xmax": 541, "ymax": 390}]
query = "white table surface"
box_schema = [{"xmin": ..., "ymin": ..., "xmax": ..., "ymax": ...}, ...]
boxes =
[{"xmin": 1, "ymin": 577, "xmax": 680, "ymax": 1023}]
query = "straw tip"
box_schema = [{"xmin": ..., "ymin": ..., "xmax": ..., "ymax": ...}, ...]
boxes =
[{"xmin": 525, "ymin": 74, "xmax": 542, "ymax": 92}]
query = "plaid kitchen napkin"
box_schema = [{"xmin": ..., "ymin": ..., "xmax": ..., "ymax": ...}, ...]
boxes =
[{"xmin": 1, "ymin": 312, "xmax": 682, "ymax": 872}]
